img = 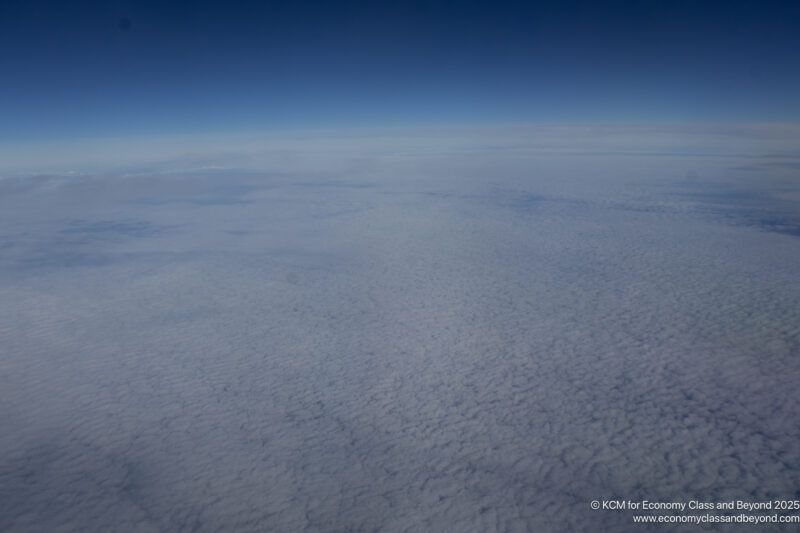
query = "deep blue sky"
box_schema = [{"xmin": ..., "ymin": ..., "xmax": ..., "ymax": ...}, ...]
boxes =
[{"xmin": 2, "ymin": 0, "xmax": 799, "ymax": 142}]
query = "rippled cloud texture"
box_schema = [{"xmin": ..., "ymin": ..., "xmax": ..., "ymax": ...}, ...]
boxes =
[{"xmin": 1, "ymin": 127, "xmax": 799, "ymax": 531}]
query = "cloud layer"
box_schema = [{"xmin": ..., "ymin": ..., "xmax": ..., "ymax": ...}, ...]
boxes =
[{"xmin": 1, "ymin": 137, "xmax": 799, "ymax": 531}]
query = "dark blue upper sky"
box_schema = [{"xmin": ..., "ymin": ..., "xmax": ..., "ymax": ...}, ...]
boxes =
[{"xmin": 2, "ymin": 0, "xmax": 799, "ymax": 141}]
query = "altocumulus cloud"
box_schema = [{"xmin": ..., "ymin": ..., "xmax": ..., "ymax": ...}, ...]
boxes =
[{"xmin": 1, "ymin": 128, "xmax": 799, "ymax": 532}]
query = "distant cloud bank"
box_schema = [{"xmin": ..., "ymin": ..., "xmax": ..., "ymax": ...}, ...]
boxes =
[{"xmin": 2, "ymin": 123, "xmax": 800, "ymax": 178}]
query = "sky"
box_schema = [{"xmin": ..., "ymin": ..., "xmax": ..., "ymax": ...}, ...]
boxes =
[{"xmin": 1, "ymin": 0, "xmax": 800, "ymax": 147}]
